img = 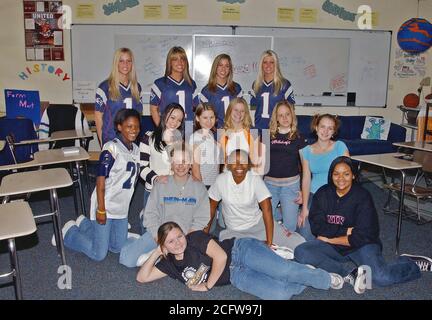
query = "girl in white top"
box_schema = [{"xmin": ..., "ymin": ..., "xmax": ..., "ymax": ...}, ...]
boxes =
[
  {"xmin": 189, "ymin": 103, "xmax": 221, "ymax": 188},
  {"xmin": 207, "ymin": 149, "xmax": 305, "ymax": 251}
]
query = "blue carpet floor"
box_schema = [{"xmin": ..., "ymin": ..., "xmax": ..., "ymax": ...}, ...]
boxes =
[{"xmin": 0, "ymin": 175, "xmax": 431, "ymax": 300}]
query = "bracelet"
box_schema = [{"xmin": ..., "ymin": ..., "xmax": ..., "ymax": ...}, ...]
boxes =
[
  {"xmin": 97, "ymin": 209, "xmax": 106, "ymax": 215},
  {"xmin": 204, "ymin": 283, "xmax": 212, "ymax": 291}
]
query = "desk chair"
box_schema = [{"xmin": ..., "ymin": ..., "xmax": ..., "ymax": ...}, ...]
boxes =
[
  {"xmin": 38, "ymin": 104, "xmax": 92, "ymax": 204},
  {"xmin": 0, "ymin": 117, "xmax": 38, "ymax": 166},
  {"xmin": 38, "ymin": 104, "xmax": 92, "ymax": 150},
  {"xmin": 384, "ymin": 150, "xmax": 432, "ymax": 224},
  {"xmin": 0, "ymin": 168, "xmax": 73, "ymax": 265},
  {"xmin": 0, "ymin": 202, "xmax": 36, "ymax": 300}
]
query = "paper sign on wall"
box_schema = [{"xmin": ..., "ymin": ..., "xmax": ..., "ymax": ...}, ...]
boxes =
[{"xmin": 5, "ymin": 89, "xmax": 41, "ymax": 125}]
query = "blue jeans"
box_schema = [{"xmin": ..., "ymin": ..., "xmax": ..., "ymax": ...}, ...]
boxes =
[
  {"xmin": 64, "ymin": 217, "xmax": 129, "ymax": 261},
  {"xmin": 229, "ymin": 238, "xmax": 332, "ymax": 300},
  {"xmin": 119, "ymin": 231, "xmax": 158, "ymax": 267},
  {"xmin": 297, "ymin": 192, "xmax": 316, "ymax": 241},
  {"xmin": 294, "ymin": 240, "xmax": 421, "ymax": 287},
  {"xmin": 265, "ymin": 180, "xmax": 300, "ymax": 232}
]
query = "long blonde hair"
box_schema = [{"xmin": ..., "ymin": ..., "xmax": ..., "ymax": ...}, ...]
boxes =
[
  {"xmin": 107, "ymin": 48, "xmax": 140, "ymax": 102},
  {"xmin": 269, "ymin": 101, "xmax": 299, "ymax": 139},
  {"xmin": 253, "ymin": 50, "xmax": 286, "ymax": 96},
  {"xmin": 207, "ymin": 54, "xmax": 236, "ymax": 95},
  {"xmin": 223, "ymin": 97, "xmax": 252, "ymax": 131},
  {"xmin": 165, "ymin": 46, "xmax": 193, "ymax": 86}
]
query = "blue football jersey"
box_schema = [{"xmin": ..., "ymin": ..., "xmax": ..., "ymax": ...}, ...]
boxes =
[
  {"xmin": 150, "ymin": 76, "xmax": 199, "ymax": 120},
  {"xmin": 200, "ymin": 82, "xmax": 242, "ymax": 128},
  {"xmin": 95, "ymin": 80, "xmax": 143, "ymax": 144},
  {"xmin": 250, "ymin": 80, "xmax": 295, "ymax": 129}
]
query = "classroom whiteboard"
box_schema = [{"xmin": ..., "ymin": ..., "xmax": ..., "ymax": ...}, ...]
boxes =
[
  {"xmin": 71, "ymin": 25, "xmax": 391, "ymax": 107},
  {"xmin": 274, "ymin": 37, "xmax": 350, "ymax": 96},
  {"xmin": 71, "ymin": 25, "xmax": 232, "ymax": 103},
  {"xmin": 193, "ymin": 35, "xmax": 272, "ymax": 93},
  {"xmin": 238, "ymin": 27, "xmax": 391, "ymax": 107}
]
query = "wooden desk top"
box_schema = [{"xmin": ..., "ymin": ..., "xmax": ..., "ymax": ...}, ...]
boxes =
[
  {"xmin": 0, "ymin": 202, "xmax": 36, "ymax": 240},
  {"xmin": 393, "ymin": 141, "xmax": 432, "ymax": 152},
  {"xmin": 0, "ymin": 168, "xmax": 73, "ymax": 196},
  {"xmin": 0, "ymin": 147, "xmax": 89, "ymax": 171},
  {"xmin": 351, "ymin": 153, "xmax": 422, "ymax": 171},
  {"xmin": 14, "ymin": 130, "xmax": 93, "ymax": 146}
]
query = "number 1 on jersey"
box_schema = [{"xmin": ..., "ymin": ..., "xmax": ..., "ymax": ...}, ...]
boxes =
[
  {"xmin": 176, "ymin": 90, "xmax": 186, "ymax": 118},
  {"xmin": 261, "ymin": 92, "xmax": 270, "ymax": 118},
  {"xmin": 123, "ymin": 97, "xmax": 132, "ymax": 109},
  {"xmin": 221, "ymin": 96, "xmax": 230, "ymax": 114}
]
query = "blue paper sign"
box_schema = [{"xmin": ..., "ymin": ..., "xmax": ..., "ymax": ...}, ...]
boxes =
[{"xmin": 4, "ymin": 89, "xmax": 41, "ymax": 126}]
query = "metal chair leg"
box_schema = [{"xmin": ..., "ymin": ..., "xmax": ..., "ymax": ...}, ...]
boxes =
[{"xmin": 8, "ymin": 238, "xmax": 23, "ymax": 300}]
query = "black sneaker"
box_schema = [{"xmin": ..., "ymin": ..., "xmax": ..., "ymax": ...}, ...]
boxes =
[
  {"xmin": 344, "ymin": 267, "xmax": 368, "ymax": 294},
  {"xmin": 401, "ymin": 254, "xmax": 432, "ymax": 272}
]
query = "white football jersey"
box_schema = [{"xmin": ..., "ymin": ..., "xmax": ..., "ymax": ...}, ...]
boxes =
[{"xmin": 90, "ymin": 138, "xmax": 140, "ymax": 220}]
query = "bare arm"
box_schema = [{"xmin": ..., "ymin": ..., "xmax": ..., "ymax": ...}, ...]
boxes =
[
  {"xmin": 259, "ymin": 198, "xmax": 274, "ymax": 246},
  {"xmin": 204, "ymin": 198, "xmax": 219, "ymax": 234},
  {"xmin": 191, "ymin": 144, "xmax": 203, "ymax": 182},
  {"xmin": 96, "ymin": 176, "xmax": 106, "ymax": 225},
  {"xmin": 189, "ymin": 239, "xmax": 227, "ymax": 291},
  {"xmin": 94, "ymin": 111, "xmax": 103, "ymax": 147},
  {"xmin": 136, "ymin": 246, "xmax": 167, "ymax": 283},
  {"xmin": 150, "ymin": 105, "xmax": 160, "ymax": 127},
  {"xmin": 299, "ymin": 153, "xmax": 311, "ymax": 227},
  {"xmin": 318, "ymin": 228, "xmax": 353, "ymax": 246}
]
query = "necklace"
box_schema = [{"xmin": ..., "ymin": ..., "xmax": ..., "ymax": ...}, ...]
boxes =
[{"xmin": 174, "ymin": 177, "xmax": 189, "ymax": 197}]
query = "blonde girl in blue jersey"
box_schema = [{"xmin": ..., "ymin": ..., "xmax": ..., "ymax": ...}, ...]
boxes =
[
  {"xmin": 200, "ymin": 54, "xmax": 242, "ymax": 128},
  {"xmin": 251, "ymin": 50, "xmax": 295, "ymax": 129},
  {"xmin": 150, "ymin": 46, "xmax": 198, "ymax": 126},
  {"xmin": 95, "ymin": 48, "xmax": 143, "ymax": 145}
]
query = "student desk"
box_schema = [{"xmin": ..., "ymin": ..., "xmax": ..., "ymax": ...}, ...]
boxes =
[
  {"xmin": 0, "ymin": 168, "xmax": 73, "ymax": 265},
  {"xmin": 0, "ymin": 147, "xmax": 89, "ymax": 216},
  {"xmin": 393, "ymin": 141, "xmax": 432, "ymax": 153},
  {"xmin": 0, "ymin": 201, "xmax": 37, "ymax": 299},
  {"xmin": 351, "ymin": 153, "xmax": 422, "ymax": 255},
  {"xmin": 14, "ymin": 129, "xmax": 93, "ymax": 150}
]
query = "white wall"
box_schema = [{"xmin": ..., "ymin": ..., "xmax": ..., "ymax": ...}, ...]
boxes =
[{"xmin": 1, "ymin": 0, "xmax": 431, "ymax": 125}]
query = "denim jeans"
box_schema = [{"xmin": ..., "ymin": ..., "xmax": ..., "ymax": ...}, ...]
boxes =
[
  {"xmin": 229, "ymin": 237, "xmax": 332, "ymax": 300},
  {"xmin": 297, "ymin": 192, "xmax": 316, "ymax": 241},
  {"xmin": 119, "ymin": 231, "xmax": 158, "ymax": 267},
  {"xmin": 64, "ymin": 216, "xmax": 129, "ymax": 261},
  {"xmin": 265, "ymin": 180, "xmax": 300, "ymax": 232},
  {"xmin": 294, "ymin": 240, "xmax": 421, "ymax": 287}
]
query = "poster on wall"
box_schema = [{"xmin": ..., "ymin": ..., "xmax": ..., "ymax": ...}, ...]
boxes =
[
  {"xmin": 5, "ymin": 89, "xmax": 41, "ymax": 126},
  {"xmin": 23, "ymin": 0, "xmax": 64, "ymax": 61}
]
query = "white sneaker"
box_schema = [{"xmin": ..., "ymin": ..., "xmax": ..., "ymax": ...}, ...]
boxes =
[
  {"xmin": 75, "ymin": 215, "xmax": 86, "ymax": 228},
  {"xmin": 329, "ymin": 273, "xmax": 344, "ymax": 289},
  {"xmin": 127, "ymin": 232, "xmax": 140, "ymax": 240},
  {"xmin": 136, "ymin": 249, "xmax": 155, "ymax": 267},
  {"xmin": 271, "ymin": 245, "xmax": 294, "ymax": 260},
  {"xmin": 344, "ymin": 266, "xmax": 368, "ymax": 294},
  {"xmin": 51, "ymin": 220, "xmax": 76, "ymax": 246}
]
